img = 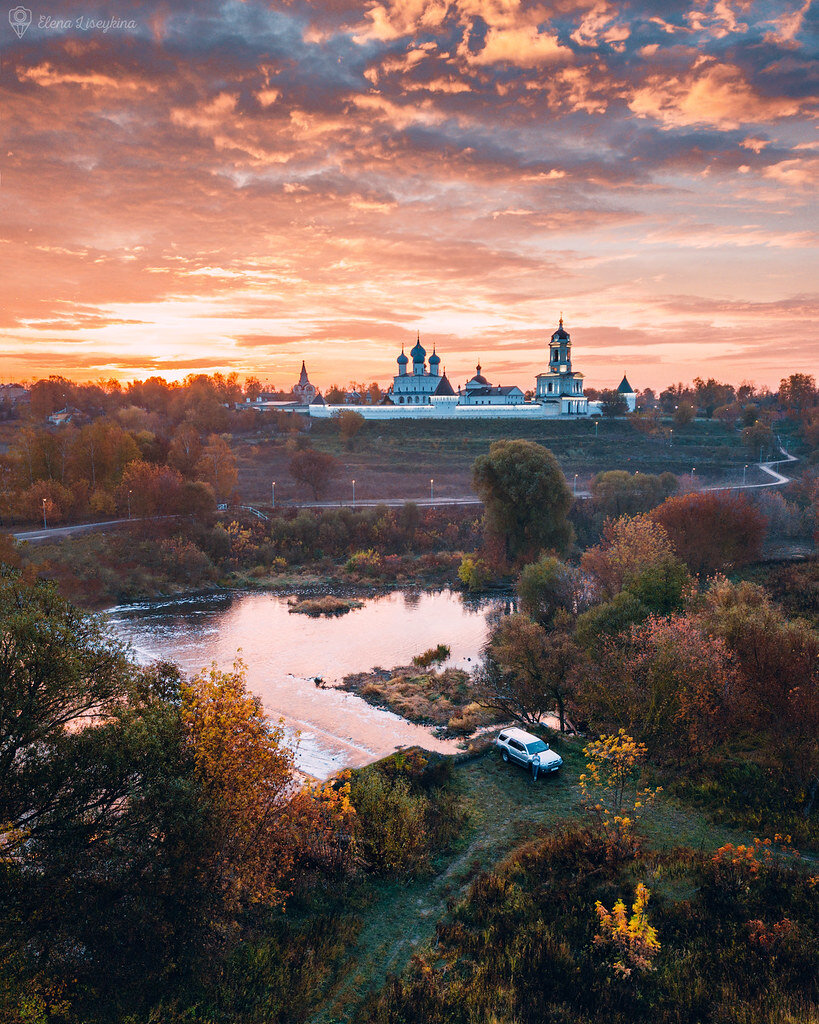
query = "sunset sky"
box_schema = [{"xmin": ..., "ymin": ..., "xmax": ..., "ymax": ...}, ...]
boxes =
[{"xmin": 1, "ymin": 0, "xmax": 817, "ymax": 392}]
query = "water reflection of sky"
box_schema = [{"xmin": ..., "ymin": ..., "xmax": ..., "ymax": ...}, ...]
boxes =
[{"xmin": 107, "ymin": 589, "xmax": 510, "ymax": 779}]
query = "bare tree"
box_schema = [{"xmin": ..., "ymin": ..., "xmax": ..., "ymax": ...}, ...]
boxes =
[{"xmin": 288, "ymin": 449, "xmax": 338, "ymax": 500}]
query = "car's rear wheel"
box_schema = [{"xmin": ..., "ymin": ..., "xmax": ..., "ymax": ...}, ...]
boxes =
[{"xmin": 502, "ymin": 750, "xmax": 509, "ymax": 762}]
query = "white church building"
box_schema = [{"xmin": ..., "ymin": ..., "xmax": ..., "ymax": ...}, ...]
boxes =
[{"xmin": 306, "ymin": 318, "xmax": 610, "ymax": 420}]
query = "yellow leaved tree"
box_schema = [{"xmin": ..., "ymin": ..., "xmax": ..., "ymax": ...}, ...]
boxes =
[
  {"xmin": 578, "ymin": 729, "xmax": 661, "ymax": 850},
  {"xmin": 181, "ymin": 659, "xmax": 296, "ymax": 908},
  {"xmin": 594, "ymin": 882, "xmax": 660, "ymax": 977}
]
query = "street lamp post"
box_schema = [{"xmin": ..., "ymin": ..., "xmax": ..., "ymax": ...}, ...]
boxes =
[
  {"xmin": 271, "ymin": 480, "xmax": 275, "ymax": 508},
  {"xmin": 691, "ymin": 467, "xmax": 696, "ymax": 484},
  {"xmin": 573, "ymin": 473, "xmax": 578, "ymax": 495},
  {"xmin": 743, "ymin": 464, "xmax": 748, "ymax": 486},
  {"xmin": 430, "ymin": 478, "xmax": 434, "ymax": 501},
  {"xmin": 352, "ymin": 479, "xmax": 356, "ymax": 507},
  {"xmin": 594, "ymin": 419, "xmax": 598, "ymax": 438},
  {"xmin": 42, "ymin": 497, "xmax": 47, "ymax": 531},
  {"xmin": 669, "ymin": 428, "xmax": 673, "ymax": 447},
  {"xmin": 127, "ymin": 489, "xmax": 132, "ymax": 520}
]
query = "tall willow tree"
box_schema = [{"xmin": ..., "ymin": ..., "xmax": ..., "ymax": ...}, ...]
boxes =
[{"xmin": 472, "ymin": 439, "xmax": 573, "ymax": 565}]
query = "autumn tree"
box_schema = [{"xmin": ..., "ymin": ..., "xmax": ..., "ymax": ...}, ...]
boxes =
[
  {"xmin": 594, "ymin": 883, "xmax": 660, "ymax": 978},
  {"xmin": 693, "ymin": 377, "xmax": 735, "ymax": 418},
  {"xmin": 779, "ymin": 373, "xmax": 816, "ymax": 417},
  {"xmin": 650, "ymin": 491, "xmax": 767, "ymax": 576},
  {"xmin": 673, "ymin": 402, "xmax": 696, "ymax": 426},
  {"xmin": 27, "ymin": 377, "xmax": 72, "ymax": 420},
  {"xmin": 703, "ymin": 578, "xmax": 819, "ymax": 805},
  {"xmin": 181, "ymin": 661, "xmax": 296, "ymax": 907},
  {"xmin": 244, "ymin": 375, "xmax": 263, "ymax": 402},
  {"xmin": 578, "ymin": 730, "xmax": 661, "ymax": 847},
  {"xmin": 591, "ymin": 470, "xmax": 678, "ymax": 518},
  {"xmin": 581, "ymin": 514, "xmax": 676, "ymax": 598},
  {"xmin": 474, "ymin": 614, "xmax": 583, "ymax": 731},
  {"xmin": 742, "ymin": 418, "xmax": 776, "ymax": 460},
  {"xmin": 574, "ymin": 591, "xmax": 649, "ymax": 653},
  {"xmin": 581, "ymin": 615, "xmax": 737, "ymax": 759},
  {"xmin": 289, "ymin": 449, "xmax": 339, "ymax": 500},
  {"xmin": 518, "ymin": 555, "xmax": 586, "ymax": 628},
  {"xmin": 336, "ymin": 409, "xmax": 366, "ymax": 449},
  {"xmin": 116, "ymin": 460, "xmax": 185, "ymax": 516},
  {"xmin": 472, "ymin": 440, "xmax": 573, "ymax": 565},
  {"xmin": 599, "ymin": 389, "xmax": 628, "ymax": 417},
  {"xmin": 180, "ymin": 375, "xmax": 229, "ymax": 433},
  {"xmin": 17, "ymin": 478, "xmax": 75, "ymax": 524},
  {"xmin": 212, "ymin": 371, "xmax": 242, "ymax": 406},
  {"xmin": 168, "ymin": 421, "xmax": 203, "ymax": 476},
  {"xmin": 69, "ymin": 418, "xmax": 140, "ymax": 491},
  {"xmin": 195, "ymin": 434, "xmax": 238, "ymax": 500}
]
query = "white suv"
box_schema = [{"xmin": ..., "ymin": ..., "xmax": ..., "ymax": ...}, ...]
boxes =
[{"xmin": 496, "ymin": 727, "xmax": 563, "ymax": 778}]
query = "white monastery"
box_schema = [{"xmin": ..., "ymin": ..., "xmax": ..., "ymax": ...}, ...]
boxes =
[{"xmin": 293, "ymin": 318, "xmax": 635, "ymax": 419}]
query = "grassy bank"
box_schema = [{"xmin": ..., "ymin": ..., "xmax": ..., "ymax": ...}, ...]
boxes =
[
  {"xmin": 341, "ymin": 664, "xmax": 497, "ymax": 736},
  {"xmin": 235, "ymin": 417, "xmax": 752, "ymax": 504}
]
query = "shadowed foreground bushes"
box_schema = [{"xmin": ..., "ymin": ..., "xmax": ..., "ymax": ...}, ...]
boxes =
[{"xmin": 363, "ymin": 825, "xmax": 819, "ymax": 1024}]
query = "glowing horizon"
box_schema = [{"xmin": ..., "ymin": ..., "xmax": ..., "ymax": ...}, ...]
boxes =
[{"xmin": 1, "ymin": 0, "xmax": 816, "ymax": 393}]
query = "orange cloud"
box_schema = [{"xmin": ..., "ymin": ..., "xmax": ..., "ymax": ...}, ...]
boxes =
[{"xmin": 629, "ymin": 58, "xmax": 805, "ymax": 129}]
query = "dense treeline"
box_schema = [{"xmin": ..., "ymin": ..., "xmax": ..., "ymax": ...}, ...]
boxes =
[
  {"xmin": 0, "ymin": 373, "xmax": 307, "ymax": 525},
  {"xmin": 11, "ymin": 504, "xmax": 479, "ymax": 605}
]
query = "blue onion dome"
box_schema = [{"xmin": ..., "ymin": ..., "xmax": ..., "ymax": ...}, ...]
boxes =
[
  {"xmin": 429, "ymin": 346, "xmax": 440, "ymax": 367},
  {"xmin": 397, "ymin": 347, "xmax": 408, "ymax": 365},
  {"xmin": 410, "ymin": 331, "xmax": 426, "ymax": 361}
]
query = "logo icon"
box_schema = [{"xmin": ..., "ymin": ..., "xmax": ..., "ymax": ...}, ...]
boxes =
[{"xmin": 8, "ymin": 6, "xmax": 31, "ymax": 38}]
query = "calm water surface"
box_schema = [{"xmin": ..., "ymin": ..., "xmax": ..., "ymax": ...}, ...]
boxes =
[{"xmin": 107, "ymin": 590, "xmax": 511, "ymax": 778}]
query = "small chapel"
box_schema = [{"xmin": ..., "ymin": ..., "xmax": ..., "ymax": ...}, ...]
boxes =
[{"xmin": 292, "ymin": 361, "xmax": 317, "ymax": 403}]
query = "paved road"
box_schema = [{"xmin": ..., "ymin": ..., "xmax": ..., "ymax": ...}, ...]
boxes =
[
  {"xmin": 13, "ymin": 515, "xmax": 178, "ymax": 543},
  {"xmin": 278, "ymin": 496, "xmax": 485, "ymax": 510},
  {"xmin": 701, "ymin": 448, "xmax": 798, "ymax": 492}
]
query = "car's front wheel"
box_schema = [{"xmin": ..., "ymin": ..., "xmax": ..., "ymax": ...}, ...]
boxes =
[{"xmin": 502, "ymin": 750, "xmax": 509, "ymax": 762}]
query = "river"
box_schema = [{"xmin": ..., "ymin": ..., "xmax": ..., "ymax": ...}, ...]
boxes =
[{"xmin": 107, "ymin": 589, "xmax": 512, "ymax": 778}]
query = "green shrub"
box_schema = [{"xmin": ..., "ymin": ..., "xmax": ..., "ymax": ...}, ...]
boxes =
[
  {"xmin": 349, "ymin": 771, "xmax": 429, "ymax": 874},
  {"xmin": 344, "ymin": 548, "xmax": 383, "ymax": 576},
  {"xmin": 458, "ymin": 555, "xmax": 489, "ymax": 592}
]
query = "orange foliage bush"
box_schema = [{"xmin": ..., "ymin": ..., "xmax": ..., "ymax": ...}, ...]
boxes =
[{"xmin": 650, "ymin": 491, "xmax": 767, "ymax": 576}]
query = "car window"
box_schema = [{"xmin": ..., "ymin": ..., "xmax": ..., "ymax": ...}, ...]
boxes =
[
  {"xmin": 509, "ymin": 739, "xmax": 524, "ymax": 751},
  {"xmin": 526, "ymin": 740, "xmax": 548, "ymax": 754},
  {"xmin": 498, "ymin": 733, "xmax": 508, "ymax": 743}
]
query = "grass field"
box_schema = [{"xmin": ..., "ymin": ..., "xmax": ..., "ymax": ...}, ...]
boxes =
[
  {"xmin": 306, "ymin": 741, "xmax": 758, "ymax": 1024},
  {"xmin": 235, "ymin": 417, "xmax": 756, "ymax": 505}
]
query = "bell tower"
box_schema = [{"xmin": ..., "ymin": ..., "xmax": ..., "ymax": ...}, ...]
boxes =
[{"xmin": 549, "ymin": 315, "xmax": 571, "ymax": 373}]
